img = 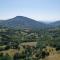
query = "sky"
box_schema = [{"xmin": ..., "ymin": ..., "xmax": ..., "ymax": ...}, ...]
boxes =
[{"xmin": 0, "ymin": 0, "xmax": 60, "ymax": 22}]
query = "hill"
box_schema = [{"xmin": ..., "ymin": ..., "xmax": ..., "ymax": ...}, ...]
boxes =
[
  {"xmin": 0, "ymin": 16, "xmax": 60, "ymax": 30},
  {"xmin": 0, "ymin": 16, "xmax": 48, "ymax": 30},
  {"xmin": 50, "ymin": 21, "xmax": 60, "ymax": 28}
]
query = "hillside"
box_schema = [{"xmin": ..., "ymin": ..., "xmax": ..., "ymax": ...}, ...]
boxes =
[
  {"xmin": 49, "ymin": 21, "xmax": 60, "ymax": 28},
  {"xmin": 0, "ymin": 16, "xmax": 47, "ymax": 30}
]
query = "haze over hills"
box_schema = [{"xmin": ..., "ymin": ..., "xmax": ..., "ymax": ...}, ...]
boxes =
[{"xmin": 0, "ymin": 16, "xmax": 60, "ymax": 29}]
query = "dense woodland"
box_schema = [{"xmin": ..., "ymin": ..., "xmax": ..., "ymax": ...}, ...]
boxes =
[{"xmin": 0, "ymin": 27, "xmax": 60, "ymax": 60}]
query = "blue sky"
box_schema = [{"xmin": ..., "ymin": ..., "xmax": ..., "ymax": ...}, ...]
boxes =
[{"xmin": 0, "ymin": 0, "xmax": 60, "ymax": 22}]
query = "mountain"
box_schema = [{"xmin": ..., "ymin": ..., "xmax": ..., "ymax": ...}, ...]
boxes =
[
  {"xmin": 0, "ymin": 16, "xmax": 47, "ymax": 30},
  {"xmin": 0, "ymin": 16, "xmax": 60, "ymax": 30},
  {"xmin": 49, "ymin": 21, "xmax": 60, "ymax": 28}
]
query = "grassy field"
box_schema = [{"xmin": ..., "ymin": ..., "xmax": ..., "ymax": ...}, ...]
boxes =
[
  {"xmin": 21, "ymin": 42, "xmax": 37, "ymax": 47},
  {"xmin": 44, "ymin": 53, "xmax": 60, "ymax": 60}
]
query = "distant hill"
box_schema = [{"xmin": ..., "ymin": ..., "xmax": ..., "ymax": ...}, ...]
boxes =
[
  {"xmin": 50, "ymin": 21, "xmax": 60, "ymax": 28},
  {"xmin": 0, "ymin": 16, "xmax": 47, "ymax": 30},
  {"xmin": 0, "ymin": 16, "xmax": 60, "ymax": 30}
]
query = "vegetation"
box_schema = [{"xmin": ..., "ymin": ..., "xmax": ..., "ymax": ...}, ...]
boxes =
[{"xmin": 0, "ymin": 27, "xmax": 60, "ymax": 60}]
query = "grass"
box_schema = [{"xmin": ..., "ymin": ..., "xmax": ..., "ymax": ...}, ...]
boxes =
[
  {"xmin": 43, "ymin": 52, "xmax": 60, "ymax": 60},
  {"xmin": 21, "ymin": 42, "xmax": 37, "ymax": 47}
]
